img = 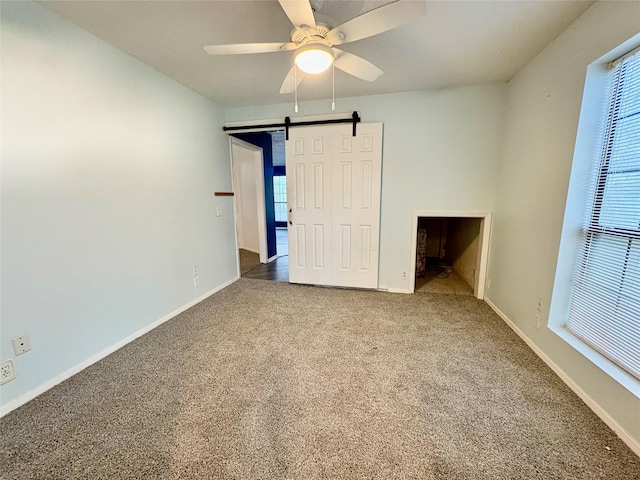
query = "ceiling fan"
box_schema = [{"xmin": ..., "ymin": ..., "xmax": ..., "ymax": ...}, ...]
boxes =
[{"xmin": 203, "ymin": 0, "xmax": 427, "ymax": 95}]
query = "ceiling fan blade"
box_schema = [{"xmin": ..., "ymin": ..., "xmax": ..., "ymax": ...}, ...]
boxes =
[
  {"xmin": 327, "ymin": 0, "xmax": 426, "ymax": 46},
  {"xmin": 204, "ymin": 42, "xmax": 297, "ymax": 55},
  {"xmin": 333, "ymin": 49, "xmax": 383, "ymax": 82},
  {"xmin": 278, "ymin": 0, "xmax": 316, "ymax": 28},
  {"xmin": 280, "ymin": 66, "xmax": 306, "ymax": 94}
]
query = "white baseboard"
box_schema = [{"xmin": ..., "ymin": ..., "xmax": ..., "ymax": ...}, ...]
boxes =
[
  {"xmin": 484, "ymin": 297, "xmax": 640, "ymax": 458},
  {"xmin": 0, "ymin": 275, "xmax": 239, "ymax": 417},
  {"xmin": 267, "ymin": 254, "xmax": 278, "ymax": 263},
  {"xmin": 381, "ymin": 287, "xmax": 412, "ymax": 294}
]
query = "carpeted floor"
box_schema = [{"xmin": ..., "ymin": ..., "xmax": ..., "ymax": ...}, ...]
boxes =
[
  {"xmin": 415, "ymin": 269, "xmax": 474, "ymax": 296},
  {"xmin": 239, "ymin": 249, "xmax": 261, "ymax": 275},
  {"xmin": 1, "ymin": 278, "xmax": 638, "ymax": 479}
]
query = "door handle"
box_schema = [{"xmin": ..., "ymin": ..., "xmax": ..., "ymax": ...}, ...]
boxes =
[{"xmin": 288, "ymin": 208, "xmax": 293, "ymax": 226}]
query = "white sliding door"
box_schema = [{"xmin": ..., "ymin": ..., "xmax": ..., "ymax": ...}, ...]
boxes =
[
  {"xmin": 286, "ymin": 126, "xmax": 333, "ymax": 285},
  {"xmin": 331, "ymin": 123, "xmax": 382, "ymax": 288},
  {"xmin": 286, "ymin": 123, "xmax": 382, "ymax": 288}
]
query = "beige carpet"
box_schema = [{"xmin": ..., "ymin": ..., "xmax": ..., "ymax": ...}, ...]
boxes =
[
  {"xmin": 1, "ymin": 278, "xmax": 638, "ymax": 479},
  {"xmin": 415, "ymin": 269, "xmax": 474, "ymax": 296},
  {"xmin": 239, "ymin": 248, "xmax": 260, "ymax": 275}
]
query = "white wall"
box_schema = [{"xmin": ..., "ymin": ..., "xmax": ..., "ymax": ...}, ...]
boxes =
[
  {"xmin": 446, "ymin": 218, "xmax": 481, "ymax": 289},
  {"xmin": 225, "ymin": 84, "xmax": 507, "ymax": 291},
  {"xmin": 232, "ymin": 143, "xmax": 261, "ymax": 253},
  {"xmin": 0, "ymin": 1, "xmax": 238, "ymax": 412},
  {"xmin": 487, "ymin": 1, "xmax": 640, "ymax": 451}
]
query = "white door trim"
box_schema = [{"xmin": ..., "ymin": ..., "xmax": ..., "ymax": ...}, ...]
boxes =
[
  {"xmin": 409, "ymin": 210, "xmax": 492, "ymax": 299},
  {"xmin": 230, "ymin": 137, "xmax": 268, "ymax": 263}
]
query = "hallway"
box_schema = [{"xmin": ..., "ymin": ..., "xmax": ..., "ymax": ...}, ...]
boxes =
[{"xmin": 241, "ymin": 227, "xmax": 289, "ymax": 282}]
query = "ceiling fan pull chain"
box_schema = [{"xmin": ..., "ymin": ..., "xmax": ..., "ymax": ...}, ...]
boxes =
[
  {"xmin": 331, "ymin": 62, "xmax": 336, "ymax": 111},
  {"xmin": 294, "ymin": 65, "xmax": 299, "ymax": 113}
]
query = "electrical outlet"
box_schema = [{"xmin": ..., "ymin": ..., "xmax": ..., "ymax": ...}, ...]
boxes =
[
  {"xmin": 194, "ymin": 275, "xmax": 200, "ymax": 287},
  {"xmin": 216, "ymin": 207, "xmax": 223, "ymax": 217},
  {"xmin": 12, "ymin": 334, "xmax": 31, "ymax": 356},
  {"xmin": 401, "ymin": 271, "xmax": 407, "ymax": 279},
  {"xmin": 1, "ymin": 360, "xmax": 16, "ymax": 385}
]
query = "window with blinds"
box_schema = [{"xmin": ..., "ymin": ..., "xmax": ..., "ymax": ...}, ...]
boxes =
[{"xmin": 566, "ymin": 47, "xmax": 640, "ymax": 380}]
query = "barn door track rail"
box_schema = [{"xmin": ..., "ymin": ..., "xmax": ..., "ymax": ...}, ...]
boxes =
[{"xmin": 223, "ymin": 111, "xmax": 361, "ymax": 140}]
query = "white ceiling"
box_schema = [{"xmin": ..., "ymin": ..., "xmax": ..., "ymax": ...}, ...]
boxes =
[{"xmin": 39, "ymin": 0, "xmax": 594, "ymax": 109}]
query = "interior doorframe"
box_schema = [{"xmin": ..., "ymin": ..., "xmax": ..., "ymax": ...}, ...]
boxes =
[
  {"xmin": 409, "ymin": 210, "xmax": 492, "ymax": 299},
  {"xmin": 230, "ymin": 137, "xmax": 268, "ymax": 264}
]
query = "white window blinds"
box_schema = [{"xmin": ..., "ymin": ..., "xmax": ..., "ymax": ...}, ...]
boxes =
[{"xmin": 566, "ymin": 48, "xmax": 640, "ymax": 380}]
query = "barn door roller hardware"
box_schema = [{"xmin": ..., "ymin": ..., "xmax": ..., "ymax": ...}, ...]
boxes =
[{"xmin": 223, "ymin": 111, "xmax": 361, "ymax": 140}]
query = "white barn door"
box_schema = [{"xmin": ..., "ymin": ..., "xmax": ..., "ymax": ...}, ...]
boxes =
[
  {"xmin": 286, "ymin": 126, "xmax": 333, "ymax": 285},
  {"xmin": 286, "ymin": 123, "xmax": 382, "ymax": 288},
  {"xmin": 331, "ymin": 123, "xmax": 382, "ymax": 288}
]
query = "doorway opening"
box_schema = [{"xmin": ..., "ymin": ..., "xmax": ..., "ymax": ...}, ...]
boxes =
[
  {"xmin": 231, "ymin": 130, "xmax": 289, "ymax": 282},
  {"xmin": 410, "ymin": 212, "xmax": 491, "ymax": 299},
  {"xmin": 231, "ymin": 138, "xmax": 267, "ymax": 278},
  {"xmin": 230, "ymin": 122, "xmax": 383, "ymax": 288}
]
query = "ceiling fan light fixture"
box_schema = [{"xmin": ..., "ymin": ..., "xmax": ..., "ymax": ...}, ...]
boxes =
[{"xmin": 295, "ymin": 44, "xmax": 334, "ymax": 74}]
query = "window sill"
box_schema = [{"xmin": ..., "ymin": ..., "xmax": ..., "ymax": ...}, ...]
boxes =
[{"xmin": 550, "ymin": 325, "xmax": 640, "ymax": 399}]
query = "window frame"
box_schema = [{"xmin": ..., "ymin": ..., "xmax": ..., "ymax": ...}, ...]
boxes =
[
  {"xmin": 273, "ymin": 175, "xmax": 288, "ymax": 227},
  {"xmin": 548, "ymin": 35, "xmax": 640, "ymax": 398}
]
